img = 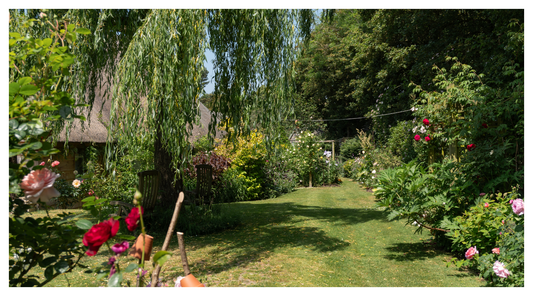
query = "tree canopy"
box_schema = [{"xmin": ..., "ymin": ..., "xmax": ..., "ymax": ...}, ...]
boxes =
[{"xmin": 9, "ymin": 9, "xmax": 314, "ymax": 204}]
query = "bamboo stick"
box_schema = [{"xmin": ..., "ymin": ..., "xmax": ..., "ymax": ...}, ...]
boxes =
[
  {"xmin": 177, "ymin": 232, "xmax": 191, "ymax": 275},
  {"xmin": 150, "ymin": 192, "xmax": 184, "ymax": 287}
]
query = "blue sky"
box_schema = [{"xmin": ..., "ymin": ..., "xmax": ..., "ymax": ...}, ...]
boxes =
[{"xmin": 204, "ymin": 49, "xmax": 215, "ymax": 94}]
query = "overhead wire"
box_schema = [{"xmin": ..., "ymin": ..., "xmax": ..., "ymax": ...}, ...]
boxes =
[{"xmin": 291, "ymin": 109, "xmax": 413, "ymax": 122}]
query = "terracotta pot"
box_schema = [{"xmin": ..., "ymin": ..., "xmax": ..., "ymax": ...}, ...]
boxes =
[
  {"xmin": 180, "ymin": 274, "xmax": 205, "ymax": 287},
  {"xmin": 130, "ymin": 234, "xmax": 153, "ymax": 261}
]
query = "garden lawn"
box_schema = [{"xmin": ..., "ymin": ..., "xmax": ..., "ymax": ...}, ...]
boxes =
[{"xmin": 21, "ymin": 179, "xmax": 484, "ymax": 287}]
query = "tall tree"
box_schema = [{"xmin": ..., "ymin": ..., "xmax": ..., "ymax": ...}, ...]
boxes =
[{"xmin": 10, "ymin": 9, "xmax": 313, "ymax": 205}]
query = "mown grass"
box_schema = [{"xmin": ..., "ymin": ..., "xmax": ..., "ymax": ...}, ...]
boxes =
[{"xmin": 18, "ymin": 179, "xmax": 484, "ymax": 287}]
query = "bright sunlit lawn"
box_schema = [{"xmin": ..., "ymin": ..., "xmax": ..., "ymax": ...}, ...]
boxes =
[{"xmin": 22, "ymin": 178, "xmax": 484, "ymax": 287}]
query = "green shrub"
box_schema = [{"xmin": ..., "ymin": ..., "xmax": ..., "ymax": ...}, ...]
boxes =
[
  {"xmin": 263, "ymin": 150, "xmax": 298, "ymax": 199},
  {"xmin": 387, "ymin": 120, "xmax": 417, "ymax": 163},
  {"xmin": 445, "ymin": 187, "xmax": 524, "ymax": 287},
  {"xmin": 192, "ymin": 135, "xmax": 214, "ymax": 155},
  {"xmin": 342, "ymin": 159, "xmax": 355, "ymax": 178},
  {"xmin": 444, "ymin": 192, "xmax": 511, "ymax": 255},
  {"xmin": 340, "ymin": 137, "xmax": 362, "ymax": 159}
]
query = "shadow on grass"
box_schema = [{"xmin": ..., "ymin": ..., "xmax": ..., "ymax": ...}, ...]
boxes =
[
  {"xmin": 383, "ymin": 242, "xmax": 443, "ymax": 262},
  {"xmin": 171, "ymin": 201, "xmax": 388, "ymax": 278}
]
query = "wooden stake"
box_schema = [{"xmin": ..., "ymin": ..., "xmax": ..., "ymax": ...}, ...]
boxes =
[
  {"xmin": 177, "ymin": 232, "xmax": 191, "ymax": 275},
  {"xmin": 150, "ymin": 192, "xmax": 184, "ymax": 287}
]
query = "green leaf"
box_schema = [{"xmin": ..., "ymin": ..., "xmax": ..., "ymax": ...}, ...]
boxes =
[
  {"xmin": 67, "ymin": 24, "xmax": 76, "ymax": 32},
  {"xmin": 76, "ymin": 219, "xmax": 93, "ymax": 230},
  {"xmin": 152, "ymin": 251, "xmax": 172, "ymax": 267},
  {"xmin": 18, "ymin": 77, "xmax": 32, "ymax": 85},
  {"xmin": 124, "ymin": 263, "xmax": 139, "ymax": 273},
  {"xmin": 108, "ymin": 272, "xmax": 123, "ymax": 287},
  {"xmin": 44, "ymin": 266, "xmax": 54, "ymax": 280},
  {"xmin": 54, "ymin": 261, "xmax": 70, "ymax": 274},
  {"xmin": 19, "ymin": 84, "xmax": 39, "ymax": 96},
  {"xmin": 76, "ymin": 28, "xmax": 91, "ymax": 35},
  {"xmin": 39, "ymin": 256, "xmax": 57, "ymax": 268},
  {"xmin": 116, "ymin": 234, "xmax": 136, "ymax": 241},
  {"xmin": 81, "ymin": 196, "xmax": 95, "ymax": 203},
  {"xmin": 42, "ymin": 38, "xmax": 53, "ymax": 48},
  {"xmin": 59, "ymin": 106, "xmax": 71, "ymax": 118},
  {"xmin": 9, "ymin": 82, "xmax": 20, "ymax": 96}
]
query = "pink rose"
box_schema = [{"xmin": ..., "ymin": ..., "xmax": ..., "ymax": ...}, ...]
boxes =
[
  {"xmin": 40, "ymin": 162, "xmax": 46, "ymax": 166},
  {"xmin": 509, "ymin": 199, "xmax": 514, "ymax": 204},
  {"xmin": 111, "ymin": 241, "xmax": 130, "ymax": 255},
  {"xmin": 465, "ymin": 246, "xmax": 478, "ymax": 260},
  {"xmin": 479, "ymin": 193, "xmax": 486, "ymax": 196},
  {"xmin": 492, "ymin": 248, "xmax": 500, "ymax": 255},
  {"xmin": 19, "ymin": 168, "xmax": 61, "ymax": 204},
  {"xmin": 88, "ymin": 190, "xmax": 94, "ymax": 196},
  {"xmin": 511, "ymin": 198, "xmax": 524, "ymax": 216},
  {"xmin": 493, "ymin": 261, "xmax": 510, "ymax": 278},
  {"xmin": 466, "ymin": 144, "xmax": 476, "ymax": 151},
  {"xmin": 51, "ymin": 160, "xmax": 60, "ymax": 167},
  {"xmin": 484, "ymin": 203, "xmax": 489, "ymax": 208},
  {"xmin": 414, "ymin": 134, "xmax": 421, "ymax": 141},
  {"xmin": 425, "ymin": 136, "xmax": 431, "ymax": 142},
  {"xmin": 423, "ymin": 118, "xmax": 429, "ymax": 125}
]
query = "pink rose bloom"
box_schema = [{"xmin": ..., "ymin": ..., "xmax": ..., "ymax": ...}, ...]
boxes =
[
  {"xmin": 40, "ymin": 162, "xmax": 46, "ymax": 166},
  {"xmin": 423, "ymin": 118, "xmax": 429, "ymax": 125},
  {"xmin": 19, "ymin": 168, "xmax": 61, "ymax": 204},
  {"xmin": 492, "ymin": 248, "xmax": 500, "ymax": 255},
  {"xmin": 509, "ymin": 199, "xmax": 514, "ymax": 204},
  {"xmin": 511, "ymin": 198, "xmax": 524, "ymax": 216},
  {"xmin": 111, "ymin": 241, "xmax": 129, "ymax": 255},
  {"xmin": 72, "ymin": 179, "xmax": 81, "ymax": 188},
  {"xmin": 414, "ymin": 135, "xmax": 421, "ymax": 141},
  {"xmin": 466, "ymin": 144, "xmax": 476, "ymax": 151},
  {"xmin": 484, "ymin": 203, "xmax": 489, "ymax": 208},
  {"xmin": 425, "ymin": 136, "xmax": 431, "ymax": 142},
  {"xmin": 465, "ymin": 246, "xmax": 478, "ymax": 260},
  {"xmin": 479, "ymin": 193, "xmax": 486, "ymax": 196},
  {"xmin": 51, "ymin": 160, "xmax": 60, "ymax": 167},
  {"xmin": 88, "ymin": 190, "xmax": 94, "ymax": 196},
  {"xmin": 493, "ymin": 261, "xmax": 510, "ymax": 278}
]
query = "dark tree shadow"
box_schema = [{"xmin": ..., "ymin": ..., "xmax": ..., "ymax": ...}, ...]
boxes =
[
  {"xmin": 383, "ymin": 242, "xmax": 444, "ymax": 262},
  {"xmin": 166, "ymin": 200, "xmax": 389, "ymax": 278}
]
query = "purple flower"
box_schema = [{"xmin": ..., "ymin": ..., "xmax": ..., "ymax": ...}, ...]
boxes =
[
  {"xmin": 108, "ymin": 257, "xmax": 116, "ymax": 265},
  {"xmin": 511, "ymin": 198, "xmax": 524, "ymax": 215},
  {"xmin": 111, "ymin": 241, "xmax": 130, "ymax": 255}
]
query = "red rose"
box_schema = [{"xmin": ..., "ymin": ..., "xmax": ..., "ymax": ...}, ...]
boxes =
[
  {"xmin": 482, "ymin": 123, "xmax": 488, "ymax": 128},
  {"xmin": 467, "ymin": 144, "xmax": 476, "ymax": 151},
  {"xmin": 414, "ymin": 134, "xmax": 421, "ymax": 141},
  {"xmin": 425, "ymin": 136, "xmax": 431, "ymax": 142},
  {"xmin": 83, "ymin": 218, "xmax": 120, "ymax": 256},
  {"xmin": 125, "ymin": 206, "xmax": 144, "ymax": 232},
  {"xmin": 423, "ymin": 118, "xmax": 429, "ymax": 125}
]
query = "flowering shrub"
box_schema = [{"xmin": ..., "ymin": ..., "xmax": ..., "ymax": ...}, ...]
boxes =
[
  {"xmin": 9, "ymin": 18, "xmax": 92, "ymax": 287},
  {"xmin": 445, "ymin": 186, "xmax": 524, "ymax": 287}
]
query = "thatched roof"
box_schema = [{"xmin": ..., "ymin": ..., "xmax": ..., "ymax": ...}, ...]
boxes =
[{"xmin": 57, "ymin": 88, "xmax": 224, "ymax": 144}]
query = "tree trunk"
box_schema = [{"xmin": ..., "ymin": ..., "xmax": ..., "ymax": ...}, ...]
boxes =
[{"xmin": 154, "ymin": 126, "xmax": 182, "ymax": 207}]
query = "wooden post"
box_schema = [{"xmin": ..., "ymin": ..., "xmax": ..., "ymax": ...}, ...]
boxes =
[
  {"xmin": 150, "ymin": 192, "xmax": 184, "ymax": 287},
  {"xmin": 332, "ymin": 141, "xmax": 335, "ymax": 161},
  {"xmin": 309, "ymin": 171, "xmax": 312, "ymax": 188},
  {"xmin": 177, "ymin": 232, "xmax": 191, "ymax": 276}
]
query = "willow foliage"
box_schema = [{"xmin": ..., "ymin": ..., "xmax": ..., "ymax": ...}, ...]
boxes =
[{"xmin": 10, "ymin": 9, "xmax": 313, "ymax": 188}]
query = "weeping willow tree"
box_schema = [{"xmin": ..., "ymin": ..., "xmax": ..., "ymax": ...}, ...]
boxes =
[{"xmin": 10, "ymin": 9, "xmax": 314, "ymax": 205}]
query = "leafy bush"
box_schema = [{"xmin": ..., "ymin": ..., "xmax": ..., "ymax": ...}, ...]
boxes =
[
  {"xmin": 386, "ymin": 120, "xmax": 418, "ymax": 163},
  {"xmin": 340, "ymin": 137, "xmax": 362, "ymax": 159},
  {"xmin": 342, "ymin": 159, "xmax": 355, "ymax": 178},
  {"xmin": 443, "ymin": 192, "xmax": 511, "ymax": 255},
  {"xmin": 192, "ymin": 135, "xmax": 214, "ymax": 155},
  {"xmin": 9, "ymin": 18, "xmax": 92, "ymax": 287},
  {"xmin": 445, "ymin": 187, "xmax": 524, "ymax": 287},
  {"xmin": 263, "ymin": 147, "xmax": 298, "ymax": 199}
]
